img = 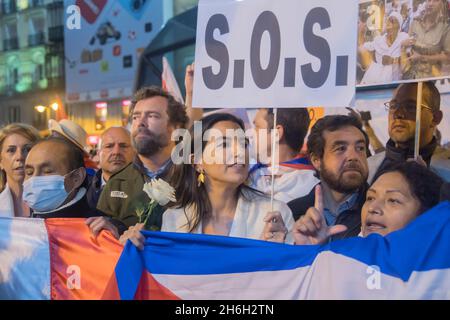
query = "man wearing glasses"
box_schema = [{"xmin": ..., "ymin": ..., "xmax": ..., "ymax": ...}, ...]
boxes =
[{"xmin": 367, "ymin": 81, "xmax": 450, "ymax": 183}]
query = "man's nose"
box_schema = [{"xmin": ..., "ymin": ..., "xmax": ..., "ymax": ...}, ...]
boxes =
[
  {"xmin": 345, "ymin": 146, "xmax": 361, "ymax": 161},
  {"xmin": 111, "ymin": 144, "xmax": 121, "ymax": 154},
  {"xmin": 135, "ymin": 114, "xmax": 147, "ymax": 127}
]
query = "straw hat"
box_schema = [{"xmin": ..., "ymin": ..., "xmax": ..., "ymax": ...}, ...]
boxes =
[{"xmin": 48, "ymin": 119, "xmax": 87, "ymax": 153}]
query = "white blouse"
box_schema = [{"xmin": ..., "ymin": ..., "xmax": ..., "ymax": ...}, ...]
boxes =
[
  {"xmin": 161, "ymin": 190, "xmax": 295, "ymax": 244},
  {"xmin": 0, "ymin": 184, "xmax": 15, "ymax": 218}
]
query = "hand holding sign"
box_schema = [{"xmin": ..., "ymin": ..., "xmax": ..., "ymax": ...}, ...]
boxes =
[
  {"xmin": 293, "ymin": 185, "xmax": 347, "ymax": 245},
  {"xmin": 261, "ymin": 211, "xmax": 288, "ymax": 243}
]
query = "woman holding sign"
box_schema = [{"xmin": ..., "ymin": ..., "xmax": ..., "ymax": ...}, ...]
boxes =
[
  {"xmin": 359, "ymin": 11, "xmax": 410, "ymax": 84},
  {"xmin": 120, "ymin": 113, "xmax": 294, "ymax": 249}
]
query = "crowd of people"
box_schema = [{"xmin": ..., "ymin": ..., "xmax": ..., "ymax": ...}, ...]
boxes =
[{"xmin": 0, "ymin": 62, "xmax": 450, "ymax": 251}]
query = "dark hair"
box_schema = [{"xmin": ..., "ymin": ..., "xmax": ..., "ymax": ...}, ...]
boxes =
[
  {"xmin": 168, "ymin": 112, "xmax": 258, "ymax": 232},
  {"xmin": 373, "ymin": 162, "xmax": 444, "ymax": 213},
  {"xmin": 440, "ymin": 182, "xmax": 450, "ymax": 202},
  {"xmin": 265, "ymin": 108, "xmax": 311, "ymax": 152},
  {"xmin": 34, "ymin": 137, "xmax": 85, "ymax": 172},
  {"xmin": 396, "ymin": 81, "xmax": 441, "ymax": 111},
  {"xmin": 307, "ymin": 115, "xmax": 369, "ymax": 159},
  {"xmin": 129, "ymin": 86, "xmax": 189, "ymax": 129}
]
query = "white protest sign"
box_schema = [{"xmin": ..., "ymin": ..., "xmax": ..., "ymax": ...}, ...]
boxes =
[{"xmin": 193, "ymin": 0, "xmax": 358, "ymax": 108}]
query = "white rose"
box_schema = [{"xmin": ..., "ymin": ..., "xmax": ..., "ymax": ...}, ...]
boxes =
[{"xmin": 142, "ymin": 179, "xmax": 176, "ymax": 206}]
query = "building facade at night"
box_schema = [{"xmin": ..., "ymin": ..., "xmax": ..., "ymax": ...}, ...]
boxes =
[{"xmin": 0, "ymin": 0, "xmax": 65, "ymax": 131}]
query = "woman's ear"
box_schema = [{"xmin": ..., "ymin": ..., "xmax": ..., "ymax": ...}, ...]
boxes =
[{"xmin": 194, "ymin": 164, "xmax": 204, "ymax": 174}]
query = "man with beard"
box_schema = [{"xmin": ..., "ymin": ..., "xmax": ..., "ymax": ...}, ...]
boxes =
[
  {"xmin": 368, "ymin": 82, "xmax": 450, "ymax": 183},
  {"xmin": 288, "ymin": 115, "xmax": 369, "ymax": 242},
  {"xmin": 96, "ymin": 86, "xmax": 188, "ymax": 235}
]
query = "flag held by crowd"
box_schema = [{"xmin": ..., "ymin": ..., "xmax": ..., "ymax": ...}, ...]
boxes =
[
  {"xmin": 1, "ymin": 202, "xmax": 450, "ymax": 299},
  {"xmin": 105, "ymin": 201, "xmax": 450, "ymax": 300},
  {"xmin": 0, "ymin": 218, "xmax": 122, "ymax": 300}
]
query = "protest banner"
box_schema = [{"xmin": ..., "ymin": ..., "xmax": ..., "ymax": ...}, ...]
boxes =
[{"xmin": 193, "ymin": 0, "xmax": 358, "ymax": 109}]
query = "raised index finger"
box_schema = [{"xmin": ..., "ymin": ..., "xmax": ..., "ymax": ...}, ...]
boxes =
[{"xmin": 314, "ymin": 184, "xmax": 324, "ymax": 214}]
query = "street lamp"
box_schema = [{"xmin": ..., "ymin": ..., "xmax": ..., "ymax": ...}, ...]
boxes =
[
  {"xmin": 35, "ymin": 105, "xmax": 47, "ymax": 113},
  {"xmin": 50, "ymin": 102, "xmax": 59, "ymax": 111}
]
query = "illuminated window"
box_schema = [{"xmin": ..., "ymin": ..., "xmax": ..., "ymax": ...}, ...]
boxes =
[
  {"xmin": 121, "ymin": 99, "xmax": 131, "ymax": 127},
  {"xmin": 95, "ymin": 102, "xmax": 108, "ymax": 131}
]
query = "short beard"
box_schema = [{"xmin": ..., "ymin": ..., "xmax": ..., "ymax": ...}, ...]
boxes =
[
  {"xmin": 320, "ymin": 163, "xmax": 366, "ymax": 194},
  {"xmin": 132, "ymin": 130, "xmax": 168, "ymax": 157}
]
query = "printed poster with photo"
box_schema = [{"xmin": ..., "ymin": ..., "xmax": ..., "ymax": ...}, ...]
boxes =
[
  {"xmin": 64, "ymin": 0, "xmax": 163, "ymax": 102},
  {"xmin": 357, "ymin": 0, "xmax": 450, "ymax": 87}
]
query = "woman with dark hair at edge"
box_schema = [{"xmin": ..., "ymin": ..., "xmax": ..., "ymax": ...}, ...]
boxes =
[{"xmin": 120, "ymin": 113, "xmax": 295, "ymax": 249}]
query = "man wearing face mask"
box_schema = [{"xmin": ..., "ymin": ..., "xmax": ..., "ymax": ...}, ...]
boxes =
[{"xmin": 23, "ymin": 138, "xmax": 100, "ymax": 219}]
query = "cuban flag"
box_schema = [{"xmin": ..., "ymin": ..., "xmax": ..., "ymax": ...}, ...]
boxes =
[
  {"xmin": 106, "ymin": 202, "xmax": 450, "ymax": 300},
  {"xmin": 0, "ymin": 218, "xmax": 122, "ymax": 300},
  {"xmin": 1, "ymin": 202, "xmax": 450, "ymax": 299}
]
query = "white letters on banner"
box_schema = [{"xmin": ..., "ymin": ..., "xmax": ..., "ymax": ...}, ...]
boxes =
[{"xmin": 193, "ymin": 0, "xmax": 359, "ymax": 108}]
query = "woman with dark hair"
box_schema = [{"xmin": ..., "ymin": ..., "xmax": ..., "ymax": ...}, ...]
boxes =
[
  {"xmin": 361, "ymin": 161, "xmax": 443, "ymax": 237},
  {"xmin": 120, "ymin": 113, "xmax": 294, "ymax": 249}
]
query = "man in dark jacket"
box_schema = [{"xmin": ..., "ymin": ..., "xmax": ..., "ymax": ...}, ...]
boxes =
[
  {"xmin": 288, "ymin": 115, "xmax": 369, "ymax": 244},
  {"xmin": 367, "ymin": 82, "xmax": 450, "ymax": 183},
  {"xmin": 96, "ymin": 86, "xmax": 188, "ymax": 234},
  {"xmin": 86, "ymin": 127, "xmax": 135, "ymax": 210},
  {"xmin": 85, "ymin": 126, "xmax": 135, "ymax": 236},
  {"xmin": 24, "ymin": 138, "xmax": 100, "ymax": 220}
]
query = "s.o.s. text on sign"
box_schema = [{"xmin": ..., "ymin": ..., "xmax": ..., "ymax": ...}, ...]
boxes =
[{"xmin": 193, "ymin": 0, "xmax": 358, "ymax": 109}]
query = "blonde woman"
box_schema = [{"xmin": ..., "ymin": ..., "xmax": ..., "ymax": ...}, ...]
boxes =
[{"xmin": 0, "ymin": 123, "xmax": 40, "ymax": 217}]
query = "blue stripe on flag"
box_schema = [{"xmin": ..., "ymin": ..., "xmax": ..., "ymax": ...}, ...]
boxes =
[{"xmin": 114, "ymin": 201, "xmax": 450, "ymax": 299}]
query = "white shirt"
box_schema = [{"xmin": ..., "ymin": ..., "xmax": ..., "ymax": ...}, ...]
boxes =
[
  {"xmin": 249, "ymin": 166, "xmax": 319, "ymax": 203},
  {"xmin": 162, "ymin": 190, "xmax": 295, "ymax": 244},
  {"xmin": 0, "ymin": 184, "xmax": 14, "ymax": 217},
  {"xmin": 362, "ymin": 32, "xmax": 410, "ymax": 64}
]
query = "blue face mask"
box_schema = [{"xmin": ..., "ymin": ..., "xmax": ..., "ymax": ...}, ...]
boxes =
[{"xmin": 23, "ymin": 175, "xmax": 69, "ymax": 212}]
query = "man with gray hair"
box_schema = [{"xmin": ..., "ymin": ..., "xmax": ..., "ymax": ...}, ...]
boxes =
[
  {"xmin": 85, "ymin": 126, "xmax": 135, "ymax": 237},
  {"xmin": 86, "ymin": 127, "xmax": 134, "ymax": 210}
]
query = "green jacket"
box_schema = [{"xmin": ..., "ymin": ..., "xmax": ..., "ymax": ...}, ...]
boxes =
[{"xmin": 96, "ymin": 158, "xmax": 171, "ymax": 233}]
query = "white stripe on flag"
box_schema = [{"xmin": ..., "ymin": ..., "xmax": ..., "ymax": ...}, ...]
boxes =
[
  {"xmin": 152, "ymin": 251, "xmax": 450, "ymax": 300},
  {"xmin": 0, "ymin": 217, "xmax": 50, "ymax": 300}
]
